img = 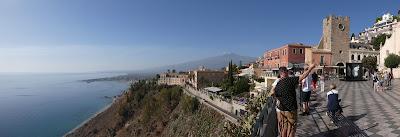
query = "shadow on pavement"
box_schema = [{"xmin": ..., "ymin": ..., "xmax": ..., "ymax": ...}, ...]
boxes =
[{"xmin": 347, "ymin": 113, "xmax": 367, "ymax": 122}]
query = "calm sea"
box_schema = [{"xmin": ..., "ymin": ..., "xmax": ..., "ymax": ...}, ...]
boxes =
[{"xmin": 0, "ymin": 73, "xmax": 128, "ymax": 137}]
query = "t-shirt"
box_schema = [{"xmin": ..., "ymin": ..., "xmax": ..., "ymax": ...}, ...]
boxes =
[
  {"xmin": 302, "ymin": 75, "xmax": 313, "ymax": 92},
  {"xmin": 274, "ymin": 77, "xmax": 300, "ymax": 111}
]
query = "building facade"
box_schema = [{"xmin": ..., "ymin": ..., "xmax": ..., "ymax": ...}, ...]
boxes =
[
  {"xmin": 305, "ymin": 48, "xmax": 332, "ymax": 66},
  {"xmin": 380, "ymin": 23, "xmax": 400, "ymax": 78},
  {"xmin": 188, "ymin": 68, "xmax": 226, "ymax": 89},
  {"xmin": 305, "ymin": 15, "xmax": 381, "ymax": 77},
  {"xmin": 317, "ymin": 15, "xmax": 351, "ymax": 66},
  {"xmin": 263, "ymin": 43, "xmax": 311, "ymax": 70},
  {"xmin": 356, "ymin": 13, "xmax": 398, "ymax": 43},
  {"xmin": 158, "ymin": 72, "xmax": 188, "ymax": 86},
  {"xmin": 348, "ymin": 43, "xmax": 379, "ymax": 64}
]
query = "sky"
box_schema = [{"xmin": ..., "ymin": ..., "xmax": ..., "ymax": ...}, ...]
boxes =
[{"xmin": 1, "ymin": 0, "xmax": 399, "ymax": 73}]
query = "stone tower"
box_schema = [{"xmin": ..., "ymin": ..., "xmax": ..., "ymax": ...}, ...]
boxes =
[{"xmin": 317, "ymin": 15, "xmax": 350, "ymax": 66}]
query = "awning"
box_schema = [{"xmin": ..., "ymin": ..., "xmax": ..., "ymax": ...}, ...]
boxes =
[{"xmin": 204, "ymin": 87, "xmax": 222, "ymax": 93}]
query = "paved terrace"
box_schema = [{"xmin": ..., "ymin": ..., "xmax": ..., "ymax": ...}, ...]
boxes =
[{"xmin": 297, "ymin": 80, "xmax": 400, "ymax": 137}]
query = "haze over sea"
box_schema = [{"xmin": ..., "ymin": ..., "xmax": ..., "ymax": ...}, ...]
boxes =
[{"xmin": 0, "ymin": 73, "xmax": 128, "ymax": 137}]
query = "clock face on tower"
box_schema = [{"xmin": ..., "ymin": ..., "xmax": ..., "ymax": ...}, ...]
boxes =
[{"xmin": 338, "ymin": 24, "xmax": 345, "ymax": 31}]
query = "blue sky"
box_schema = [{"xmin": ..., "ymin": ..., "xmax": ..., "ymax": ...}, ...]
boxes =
[{"xmin": 1, "ymin": 0, "xmax": 399, "ymax": 72}]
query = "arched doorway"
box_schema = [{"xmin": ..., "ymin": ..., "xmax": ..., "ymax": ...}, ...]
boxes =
[{"xmin": 337, "ymin": 62, "xmax": 345, "ymax": 76}]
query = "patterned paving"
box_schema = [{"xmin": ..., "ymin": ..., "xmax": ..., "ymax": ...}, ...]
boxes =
[{"xmin": 296, "ymin": 79, "xmax": 400, "ymax": 137}]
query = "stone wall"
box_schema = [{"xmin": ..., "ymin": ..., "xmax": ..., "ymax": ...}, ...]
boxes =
[{"xmin": 184, "ymin": 86, "xmax": 246, "ymax": 117}]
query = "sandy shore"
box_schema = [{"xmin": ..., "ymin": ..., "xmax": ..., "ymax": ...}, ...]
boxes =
[{"xmin": 63, "ymin": 98, "xmax": 117, "ymax": 137}]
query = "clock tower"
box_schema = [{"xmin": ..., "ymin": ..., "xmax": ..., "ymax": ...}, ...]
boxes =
[{"xmin": 317, "ymin": 15, "xmax": 350, "ymax": 66}]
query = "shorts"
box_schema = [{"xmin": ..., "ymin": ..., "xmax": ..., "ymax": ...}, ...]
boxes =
[{"xmin": 301, "ymin": 91, "xmax": 311, "ymax": 102}]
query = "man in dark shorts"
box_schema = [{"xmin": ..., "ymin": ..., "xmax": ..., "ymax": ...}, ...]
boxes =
[
  {"xmin": 301, "ymin": 66, "xmax": 313, "ymax": 115},
  {"xmin": 274, "ymin": 64, "xmax": 316, "ymax": 137}
]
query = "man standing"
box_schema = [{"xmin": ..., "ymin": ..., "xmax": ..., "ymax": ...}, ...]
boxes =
[
  {"xmin": 301, "ymin": 67, "xmax": 313, "ymax": 115},
  {"xmin": 274, "ymin": 64, "xmax": 316, "ymax": 137},
  {"xmin": 388, "ymin": 72, "xmax": 393, "ymax": 86},
  {"xmin": 311, "ymin": 72, "xmax": 319, "ymax": 90}
]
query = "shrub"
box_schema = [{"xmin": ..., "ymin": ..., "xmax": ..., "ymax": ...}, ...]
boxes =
[{"xmin": 182, "ymin": 96, "xmax": 200, "ymax": 113}]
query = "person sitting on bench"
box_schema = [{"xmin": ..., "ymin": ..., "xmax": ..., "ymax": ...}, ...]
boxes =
[{"xmin": 327, "ymin": 84, "xmax": 342, "ymax": 116}]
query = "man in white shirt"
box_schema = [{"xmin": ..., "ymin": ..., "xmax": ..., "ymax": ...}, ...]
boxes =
[{"xmin": 301, "ymin": 67, "xmax": 313, "ymax": 115}]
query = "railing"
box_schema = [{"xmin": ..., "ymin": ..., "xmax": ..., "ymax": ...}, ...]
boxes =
[{"xmin": 251, "ymin": 97, "xmax": 278, "ymax": 137}]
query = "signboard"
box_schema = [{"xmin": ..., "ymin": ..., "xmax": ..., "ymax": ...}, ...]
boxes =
[{"xmin": 345, "ymin": 63, "xmax": 365, "ymax": 81}]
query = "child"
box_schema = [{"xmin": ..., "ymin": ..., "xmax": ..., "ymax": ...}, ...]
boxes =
[{"xmin": 327, "ymin": 84, "xmax": 342, "ymax": 116}]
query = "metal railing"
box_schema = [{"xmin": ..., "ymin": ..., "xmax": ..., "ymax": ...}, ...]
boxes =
[{"xmin": 251, "ymin": 97, "xmax": 278, "ymax": 137}]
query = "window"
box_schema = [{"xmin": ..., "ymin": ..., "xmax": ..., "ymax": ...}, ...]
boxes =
[
  {"xmin": 282, "ymin": 50, "xmax": 285, "ymax": 55},
  {"xmin": 357, "ymin": 55, "xmax": 361, "ymax": 60},
  {"xmin": 299, "ymin": 49, "xmax": 303, "ymax": 54},
  {"xmin": 339, "ymin": 50, "xmax": 343, "ymax": 54},
  {"xmin": 293, "ymin": 49, "xmax": 296, "ymax": 54},
  {"xmin": 351, "ymin": 54, "xmax": 354, "ymax": 60},
  {"xmin": 320, "ymin": 56, "xmax": 325, "ymax": 65}
]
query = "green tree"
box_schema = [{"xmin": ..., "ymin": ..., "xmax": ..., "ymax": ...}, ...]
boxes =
[
  {"xmin": 375, "ymin": 17, "xmax": 382, "ymax": 23},
  {"xmin": 231, "ymin": 63, "xmax": 239, "ymax": 74},
  {"xmin": 172, "ymin": 69, "xmax": 176, "ymax": 73},
  {"xmin": 384, "ymin": 54, "xmax": 400, "ymax": 74},
  {"xmin": 371, "ymin": 34, "xmax": 390, "ymax": 50},
  {"xmin": 227, "ymin": 60, "xmax": 234, "ymax": 86},
  {"xmin": 362, "ymin": 56, "xmax": 377, "ymax": 72},
  {"xmin": 232, "ymin": 77, "xmax": 250, "ymax": 96},
  {"xmin": 351, "ymin": 33, "xmax": 355, "ymax": 39},
  {"xmin": 394, "ymin": 16, "xmax": 400, "ymax": 21}
]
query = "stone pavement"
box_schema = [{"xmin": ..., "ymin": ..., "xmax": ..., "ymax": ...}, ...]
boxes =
[{"xmin": 296, "ymin": 79, "xmax": 400, "ymax": 137}]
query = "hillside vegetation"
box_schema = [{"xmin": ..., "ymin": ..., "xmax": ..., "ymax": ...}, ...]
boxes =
[{"xmin": 66, "ymin": 80, "xmax": 230, "ymax": 137}]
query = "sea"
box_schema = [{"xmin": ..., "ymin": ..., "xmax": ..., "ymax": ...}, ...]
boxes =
[{"xmin": 0, "ymin": 73, "xmax": 129, "ymax": 137}]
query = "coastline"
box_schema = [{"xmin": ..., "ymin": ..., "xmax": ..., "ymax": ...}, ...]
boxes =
[{"xmin": 63, "ymin": 97, "xmax": 117, "ymax": 137}]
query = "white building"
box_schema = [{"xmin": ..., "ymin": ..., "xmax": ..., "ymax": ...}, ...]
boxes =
[
  {"xmin": 348, "ymin": 43, "xmax": 379, "ymax": 64},
  {"xmin": 380, "ymin": 23, "xmax": 400, "ymax": 78},
  {"xmin": 355, "ymin": 13, "xmax": 398, "ymax": 43},
  {"xmin": 237, "ymin": 64, "xmax": 255, "ymax": 78}
]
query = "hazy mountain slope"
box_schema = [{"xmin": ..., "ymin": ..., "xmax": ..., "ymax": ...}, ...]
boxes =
[{"xmin": 138, "ymin": 53, "xmax": 256, "ymax": 73}]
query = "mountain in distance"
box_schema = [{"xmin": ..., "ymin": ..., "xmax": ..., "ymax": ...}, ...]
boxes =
[
  {"xmin": 137, "ymin": 53, "xmax": 257, "ymax": 73},
  {"xmin": 84, "ymin": 53, "xmax": 256, "ymax": 82}
]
